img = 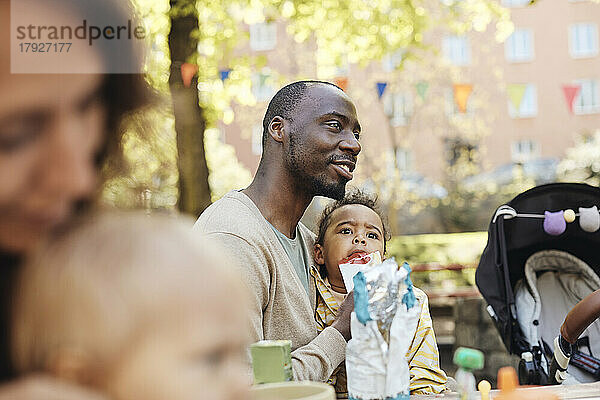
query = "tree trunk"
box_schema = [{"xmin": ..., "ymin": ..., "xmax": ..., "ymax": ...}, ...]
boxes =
[{"xmin": 168, "ymin": 0, "xmax": 212, "ymax": 217}]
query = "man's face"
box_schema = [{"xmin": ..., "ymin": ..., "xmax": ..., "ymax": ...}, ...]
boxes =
[{"xmin": 285, "ymin": 85, "xmax": 361, "ymax": 200}]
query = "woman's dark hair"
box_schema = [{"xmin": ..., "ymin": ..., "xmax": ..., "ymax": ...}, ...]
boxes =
[
  {"xmin": 56, "ymin": 0, "xmax": 154, "ymax": 173},
  {"xmin": 315, "ymin": 189, "xmax": 391, "ymax": 277},
  {"xmin": 97, "ymin": 73, "xmax": 153, "ymax": 171}
]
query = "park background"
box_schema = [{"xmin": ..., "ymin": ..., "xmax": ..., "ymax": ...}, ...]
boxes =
[{"xmin": 103, "ymin": 0, "xmax": 600, "ymax": 384}]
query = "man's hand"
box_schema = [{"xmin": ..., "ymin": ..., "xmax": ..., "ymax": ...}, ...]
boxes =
[
  {"xmin": 331, "ymin": 291, "xmax": 354, "ymax": 341},
  {"xmin": 0, "ymin": 375, "xmax": 108, "ymax": 400}
]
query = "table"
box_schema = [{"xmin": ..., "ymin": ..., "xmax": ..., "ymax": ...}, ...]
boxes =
[{"xmin": 410, "ymin": 382, "xmax": 600, "ymax": 399}]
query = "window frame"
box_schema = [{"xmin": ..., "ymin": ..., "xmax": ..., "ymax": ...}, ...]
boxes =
[
  {"xmin": 569, "ymin": 23, "xmax": 599, "ymax": 59},
  {"xmin": 249, "ymin": 22, "xmax": 277, "ymax": 52}
]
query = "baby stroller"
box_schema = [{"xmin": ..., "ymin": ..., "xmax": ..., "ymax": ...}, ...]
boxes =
[{"xmin": 476, "ymin": 183, "xmax": 600, "ymax": 385}]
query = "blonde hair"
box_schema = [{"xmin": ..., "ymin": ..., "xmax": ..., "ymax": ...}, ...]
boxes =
[{"xmin": 11, "ymin": 211, "xmax": 235, "ymax": 375}]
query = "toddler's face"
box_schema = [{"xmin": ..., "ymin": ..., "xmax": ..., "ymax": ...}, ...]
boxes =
[
  {"xmin": 316, "ymin": 204, "xmax": 384, "ymax": 282},
  {"xmin": 104, "ymin": 291, "xmax": 249, "ymax": 400}
]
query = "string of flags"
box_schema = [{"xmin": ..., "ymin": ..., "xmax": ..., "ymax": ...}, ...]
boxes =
[
  {"xmin": 375, "ymin": 81, "xmax": 471, "ymax": 113},
  {"xmin": 212, "ymin": 68, "xmax": 581, "ymax": 116},
  {"xmin": 375, "ymin": 81, "xmax": 430, "ymax": 101},
  {"xmin": 493, "ymin": 205, "xmax": 600, "ymax": 236},
  {"xmin": 371, "ymin": 79, "xmax": 582, "ymax": 115}
]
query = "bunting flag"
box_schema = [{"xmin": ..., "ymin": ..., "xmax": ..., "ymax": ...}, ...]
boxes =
[
  {"xmin": 181, "ymin": 62, "xmax": 199, "ymax": 88},
  {"xmin": 219, "ymin": 69, "xmax": 231, "ymax": 82},
  {"xmin": 376, "ymin": 82, "xmax": 387, "ymax": 99},
  {"xmin": 562, "ymin": 84, "xmax": 581, "ymax": 114},
  {"xmin": 453, "ymin": 84, "xmax": 473, "ymax": 113},
  {"xmin": 259, "ymin": 72, "xmax": 269, "ymax": 86},
  {"xmin": 334, "ymin": 77, "xmax": 348, "ymax": 92},
  {"xmin": 507, "ymin": 84, "xmax": 527, "ymax": 111},
  {"xmin": 416, "ymin": 81, "xmax": 429, "ymax": 101}
]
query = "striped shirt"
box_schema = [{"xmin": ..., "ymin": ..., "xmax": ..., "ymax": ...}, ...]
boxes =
[{"xmin": 310, "ymin": 265, "xmax": 448, "ymax": 397}]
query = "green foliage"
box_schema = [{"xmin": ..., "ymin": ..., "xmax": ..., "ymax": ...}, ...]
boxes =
[
  {"xmin": 387, "ymin": 231, "xmax": 488, "ymax": 289},
  {"xmin": 102, "ymin": 108, "xmax": 179, "ymax": 210},
  {"xmin": 558, "ymin": 130, "xmax": 600, "ymax": 186},
  {"xmin": 387, "ymin": 231, "xmax": 487, "ymax": 265},
  {"xmin": 104, "ymin": 0, "xmax": 513, "ymax": 209},
  {"xmin": 204, "ymin": 128, "xmax": 253, "ymax": 201}
]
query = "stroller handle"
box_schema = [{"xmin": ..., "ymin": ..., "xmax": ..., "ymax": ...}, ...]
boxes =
[{"xmin": 561, "ymin": 289, "xmax": 600, "ymax": 344}]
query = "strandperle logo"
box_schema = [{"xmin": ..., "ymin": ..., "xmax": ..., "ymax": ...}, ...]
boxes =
[{"xmin": 15, "ymin": 19, "xmax": 146, "ymax": 46}]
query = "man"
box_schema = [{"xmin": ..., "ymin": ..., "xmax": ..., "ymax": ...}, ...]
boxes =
[{"xmin": 194, "ymin": 81, "xmax": 362, "ymax": 382}]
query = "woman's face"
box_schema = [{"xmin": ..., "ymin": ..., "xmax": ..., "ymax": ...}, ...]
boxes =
[{"xmin": 0, "ymin": 56, "xmax": 107, "ymax": 253}]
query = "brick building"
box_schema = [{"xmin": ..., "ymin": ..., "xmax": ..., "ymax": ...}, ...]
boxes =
[{"xmin": 220, "ymin": 0, "xmax": 600, "ymax": 191}]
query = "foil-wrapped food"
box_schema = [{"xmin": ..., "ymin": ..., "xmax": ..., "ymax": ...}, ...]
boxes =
[{"xmin": 346, "ymin": 258, "xmax": 419, "ymax": 400}]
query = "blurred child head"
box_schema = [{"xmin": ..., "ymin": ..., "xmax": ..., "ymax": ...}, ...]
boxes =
[
  {"xmin": 11, "ymin": 211, "xmax": 249, "ymax": 400},
  {"xmin": 314, "ymin": 189, "xmax": 390, "ymax": 292}
]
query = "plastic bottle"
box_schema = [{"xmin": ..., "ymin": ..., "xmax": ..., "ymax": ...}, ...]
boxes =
[
  {"xmin": 477, "ymin": 380, "xmax": 491, "ymax": 400},
  {"xmin": 495, "ymin": 367, "xmax": 559, "ymax": 400},
  {"xmin": 453, "ymin": 347, "xmax": 484, "ymax": 400}
]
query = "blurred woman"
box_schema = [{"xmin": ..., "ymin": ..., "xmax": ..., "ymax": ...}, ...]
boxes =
[{"xmin": 0, "ymin": 0, "xmax": 150, "ymax": 397}]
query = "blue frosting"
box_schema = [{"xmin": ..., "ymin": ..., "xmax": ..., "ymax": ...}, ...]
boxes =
[
  {"xmin": 353, "ymin": 271, "xmax": 371, "ymax": 324},
  {"xmin": 401, "ymin": 262, "xmax": 416, "ymax": 310}
]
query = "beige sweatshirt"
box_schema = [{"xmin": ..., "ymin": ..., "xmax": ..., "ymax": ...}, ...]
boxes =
[{"xmin": 193, "ymin": 190, "xmax": 347, "ymax": 382}]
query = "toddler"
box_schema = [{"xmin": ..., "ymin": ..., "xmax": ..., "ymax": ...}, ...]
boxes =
[
  {"xmin": 312, "ymin": 190, "xmax": 447, "ymax": 397},
  {"xmin": 11, "ymin": 211, "xmax": 249, "ymax": 400}
]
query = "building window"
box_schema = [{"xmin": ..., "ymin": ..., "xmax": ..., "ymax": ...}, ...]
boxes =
[
  {"xmin": 445, "ymin": 88, "xmax": 473, "ymax": 115},
  {"xmin": 395, "ymin": 148, "xmax": 413, "ymax": 172},
  {"xmin": 249, "ymin": 22, "xmax": 277, "ymax": 51},
  {"xmin": 385, "ymin": 148, "xmax": 413, "ymax": 176},
  {"xmin": 382, "ymin": 50, "xmax": 403, "ymax": 72},
  {"xmin": 252, "ymin": 69, "xmax": 275, "ymax": 102},
  {"xmin": 508, "ymin": 84, "xmax": 537, "ymax": 118},
  {"xmin": 501, "ymin": 0, "xmax": 530, "ymax": 7},
  {"xmin": 574, "ymin": 79, "xmax": 600, "ymax": 115},
  {"xmin": 383, "ymin": 92, "xmax": 413, "ymax": 126},
  {"xmin": 505, "ymin": 29, "xmax": 534, "ymax": 62},
  {"xmin": 251, "ymin": 124, "xmax": 263, "ymax": 156},
  {"xmin": 442, "ymin": 35, "xmax": 471, "ymax": 66},
  {"xmin": 511, "ymin": 140, "xmax": 540, "ymax": 163},
  {"xmin": 569, "ymin": 23, "xmax": 598, "ymax": 58}
]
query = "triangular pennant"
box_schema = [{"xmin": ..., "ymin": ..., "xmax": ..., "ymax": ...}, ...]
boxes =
[
  {"xmin": 507, "ymin": 84, "xmax": 527, "ymax": 110},
  {"xmin": 259, "ymin": 72, "xmax": 268, "ymax": 86},
  {"xmin": 181, "ymin": 62, "xmax": 199, "ymax": 88},
  {"xmin": 562, "ymin": 84, "xmax": 581, "ymax": 114},
  {"xmin": 453, "ymin": 84, "xmax": 473, "ymax": 113},
  {"xmin": 219, "ymin": 69, "xmax": 231, "ymax": 81},
  {"xmin": 334, "ymin": 77, "xmax": 348, "ymax": 92},
  {"xmin": 376, "ymin": 82, "xmax": 387, "ymax": 99},
  {"xmin": 416, "ymin": 81, "xmax": 429, "ymax": 101}
]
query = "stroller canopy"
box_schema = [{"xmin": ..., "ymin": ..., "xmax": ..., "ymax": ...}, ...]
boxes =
[{"xmin": 477, "ymin": 183, "xmax": 600, "ymax": 355}]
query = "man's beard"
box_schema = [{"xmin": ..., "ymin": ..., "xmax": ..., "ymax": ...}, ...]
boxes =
[{"xmin": 287, "ymin": 133, "xmax": 346, "ymax": 200}]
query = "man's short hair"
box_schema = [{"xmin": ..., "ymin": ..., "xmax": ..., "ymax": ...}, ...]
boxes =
[{"xmin": 261, "ymin": 80, "xmax": 341, "ymax": 147}]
